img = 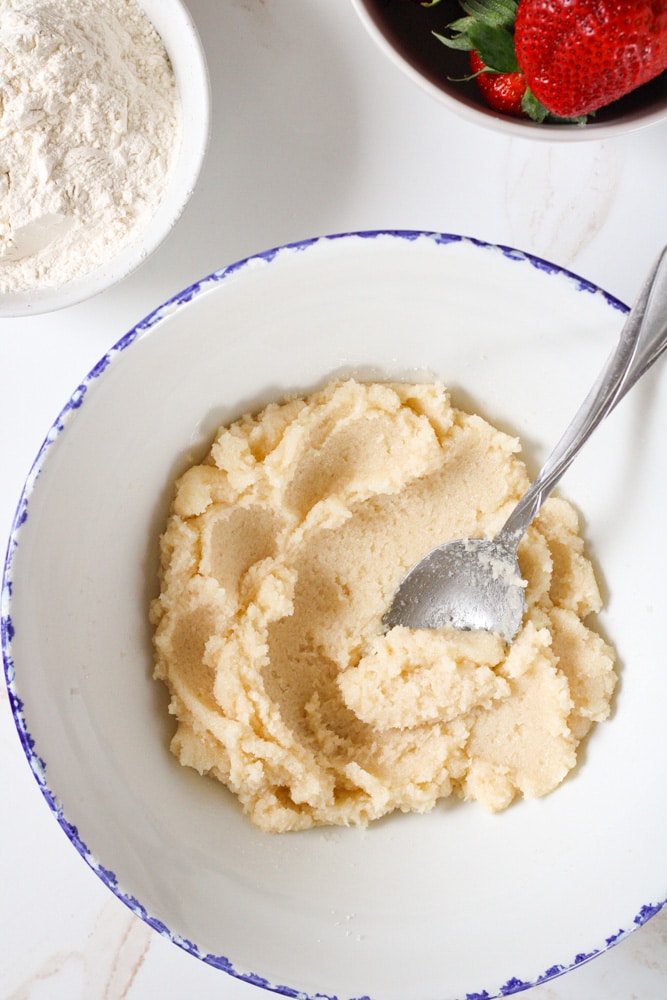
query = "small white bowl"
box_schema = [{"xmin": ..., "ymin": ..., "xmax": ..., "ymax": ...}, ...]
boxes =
[
  {"xmin": 3, "ymin": 232, "xmax": 667, "ymax": 1000},
  {"xmin": 350, "ymin": 0, "xmax": 667, "ymax": 141},
  {"xmin": 0, "ymin": 0, "xmax": 210, "ymax": 318}
]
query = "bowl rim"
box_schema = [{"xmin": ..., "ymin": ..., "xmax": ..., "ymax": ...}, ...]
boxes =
[
  {"xmin": 2, "ymin": 229, "xmax": 665, "ymax": 999},
  {"xmin": 349, "ymin": 0, "xmax": 667, "ymax": 142},
  {"xmin": 0, "ymin": 0, "xmax": 211, "ymax": 319}
]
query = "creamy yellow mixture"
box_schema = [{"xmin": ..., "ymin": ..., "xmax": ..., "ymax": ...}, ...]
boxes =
[{"xmin": 151, "ymin": 380, "xmax": 616, "ymax": 832}]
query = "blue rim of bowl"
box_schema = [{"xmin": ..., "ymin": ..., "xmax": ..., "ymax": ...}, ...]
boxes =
[{"xmin": 1, "ymin": 230, "xmax": 664, "ymax": 1000}]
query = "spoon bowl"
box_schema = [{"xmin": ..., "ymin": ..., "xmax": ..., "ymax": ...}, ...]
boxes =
[{"xmin": 384, "ymin": 536, "xmax": 525, "ymax": 637}]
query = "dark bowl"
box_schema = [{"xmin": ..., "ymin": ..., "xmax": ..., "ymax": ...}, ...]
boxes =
[{"xmin": 351, "ymin": 0, "xmax": 667, "ymax": 140}]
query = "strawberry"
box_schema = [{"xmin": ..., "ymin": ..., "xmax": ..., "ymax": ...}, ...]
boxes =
[
  {"xmin": 435, "ymin": 0, "xmax": 554, "ymax": 122},
  {"xmin": 434, "ymin": 0, "xmax": 667, "ymax": 123},
  {"xmin": 514, "ymin": 0, "xmax": 667, "ymax": 118},
  {"xmin": 468, "ymin": 48, "xmax": 527, "ymax": 116}
]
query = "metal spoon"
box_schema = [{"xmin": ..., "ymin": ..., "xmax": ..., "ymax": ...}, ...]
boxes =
[{"xmin": 384, "ymin": 247, "xmax": 667, "ymax": 642}]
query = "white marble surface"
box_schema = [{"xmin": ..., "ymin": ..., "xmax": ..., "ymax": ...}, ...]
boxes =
[{"xmin": 2, "ymin": 2, "xmax": 666, "ymax": 997}]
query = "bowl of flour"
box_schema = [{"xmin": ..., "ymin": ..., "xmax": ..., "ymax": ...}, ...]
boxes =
[{"xmin": 0, "ymin": 0, "xmax": 209, "ymax": 316}]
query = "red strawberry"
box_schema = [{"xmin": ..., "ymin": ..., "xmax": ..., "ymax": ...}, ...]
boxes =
[
  {"xmin": 434, "ymin": 0, "xmax": 552, "ymax": 121},
  {"xmin": 514, "ymin": 0, "xmax": 667, "ymax": 118},
  {"xmin": 434, "ymin": 0, "xmax": 667, "ymax": 123},
  {"xmin": 469, "ymin": 48, "xmax": 527, "ymax": 116}
]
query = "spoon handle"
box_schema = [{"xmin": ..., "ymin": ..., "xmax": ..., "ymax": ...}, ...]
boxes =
[{"xmin": 497, "ymin": 245, "xmax": 667, "ymax": 551}]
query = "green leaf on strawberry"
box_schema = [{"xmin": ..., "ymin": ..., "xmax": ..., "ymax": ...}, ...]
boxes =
[
  {"xmin": 435, "ymin": 18, "xmax": 518, "ymax": 72},
  {"xmin": 520, "ymin": 87, "xmax": 549, "ymax": 123},
  {"xmin": 460, "ymin": 0, "xmax": 517, "ymax": 29},
  {"xmin": 432, "ymin": 21, "xmax": 474, "ymax": 52},
  {"xmin": 467, "ymin": 22, "xmax": 518, "ymax": 72},
  {"xmin": 435, "ymin": 3, "xmax": 518, "ymax": 74}
]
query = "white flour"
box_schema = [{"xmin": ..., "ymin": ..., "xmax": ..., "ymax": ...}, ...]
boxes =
[{"xmin": 0, "ymin": 0, "xmax": 181, "ymax": 294}]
